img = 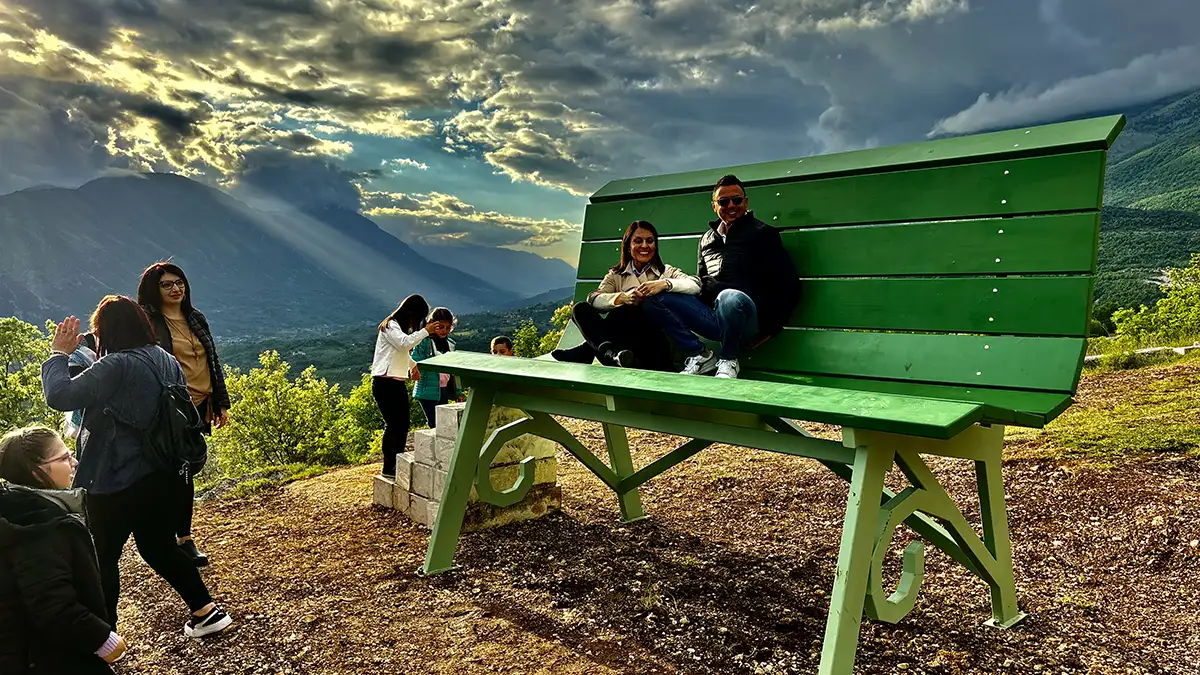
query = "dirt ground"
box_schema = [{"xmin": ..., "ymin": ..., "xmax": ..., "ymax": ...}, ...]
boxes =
[{"xmin": 113, "ymin": 375, "xmax": 1200, "ymax": 674}]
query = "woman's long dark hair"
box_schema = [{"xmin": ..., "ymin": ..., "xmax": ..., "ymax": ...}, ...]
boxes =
[
  {"xmin": 609, "ymin": 220, "xmax": 665, "ymax": 274},
  {"xmin": 137, "ymin": 260, "xmax": 195, "ymax": 315},
  {"xmin": 379, "ymin": 294, "xmax": 429, "ymax": 333},
  {"xmin": 0, "ymin": 426, "xmax": 61, "ymax": 490},
  {"xmin": 90, "ymin": 295, "xmax": 158, "ymax": 356}
]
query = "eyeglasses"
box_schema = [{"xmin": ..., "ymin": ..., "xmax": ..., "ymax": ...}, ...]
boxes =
[
  {"xmin": 159, "ymin": 279, "xmax": 186, "ymax": 290},
  {"xmin": 715, "ymin": 196, "xmax": 745, "ymax": 207},
  {"xmin": 41, "ymin": 452, "xmax": 75, "ymax": 466}
]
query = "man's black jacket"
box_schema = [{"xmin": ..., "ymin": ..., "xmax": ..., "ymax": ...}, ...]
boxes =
[{"xmin": 696, "ymin": 211, "xmax": 800, "ymax": 338}]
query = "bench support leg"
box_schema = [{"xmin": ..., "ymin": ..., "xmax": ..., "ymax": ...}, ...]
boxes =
[
  {"xmin": 976, "ymin": 440, "xmax": 1024, "ymax": 628},
  {"xmin": 819, "ymin": 442, "xmax": 895, "ymax": 675},
  {"xmin": 603, "ymin": 423, "xmax": 646, "ymax": 522},
  {"xmin": 421, "ymin": 385, "xmax": 496, "ymax": 576}
]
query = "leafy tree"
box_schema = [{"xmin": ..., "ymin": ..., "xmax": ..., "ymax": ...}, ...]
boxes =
[
  {"xmin": 1113, "ymin": 253, "xmax": 1200, "ymax": 344},
  {"xmin": 0, "ymin": 317, "xmax": 61, "ymax": 433},
  {"xmin": 332, "ymin": 373, "xmax": 385, "ymax": 463},
  {"xmin": 209, "ymin": 350, "xmax": 348, "ymax": 473},
  {"xmin": 512, "ymin": 320, "xmax": 542, "ymax": 358},
  {"xmin": 537, "ymin": 303, "xmax": 572, "ymax": 355}
]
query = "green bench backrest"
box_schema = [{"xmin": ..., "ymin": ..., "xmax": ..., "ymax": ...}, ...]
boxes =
[{"xmin": 572, "ymin": 115, "xmax": 1125, "ymax": 395}]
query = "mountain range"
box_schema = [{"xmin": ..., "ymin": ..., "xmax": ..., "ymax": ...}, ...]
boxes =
[
  {"xmin": 0, "ymin": 174, "xmax": 576, "ymax": 336},
  {"xmin": 1, "ymin": 90, "xmax": 1198, "ymax": 337}
]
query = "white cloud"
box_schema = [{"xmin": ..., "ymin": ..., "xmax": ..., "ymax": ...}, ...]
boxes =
[
  {"xmin": 929, "ymin": 45, "xmax": 1200, "ymax": 137},
  {"xmin": 383, "ymin": 157, "xmax": 429, "ymax": 171}
]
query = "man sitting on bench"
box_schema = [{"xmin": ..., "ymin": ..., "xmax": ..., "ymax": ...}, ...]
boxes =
[{"xmin": 635, "ymin": 174, "xmax": 799, "ymax": 380}]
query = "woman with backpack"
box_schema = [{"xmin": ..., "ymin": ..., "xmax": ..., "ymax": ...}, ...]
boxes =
[
  {"xmin": 0, "ymin": 425, "xmax": 126, "ymax": 674},
  {"xmin": 137, "ymin": 261, "xmax": 228, "ymax": 568},
  {"xmin": 41, "ymin": 297, "xmax": 233, "ymax": 639}
]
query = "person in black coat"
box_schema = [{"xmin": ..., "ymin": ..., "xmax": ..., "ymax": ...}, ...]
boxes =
[{"xmin": 0, "ymin": 425, "xmax": 126, "ymax": 674}]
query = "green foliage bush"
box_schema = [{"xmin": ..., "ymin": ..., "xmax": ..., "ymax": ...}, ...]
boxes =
[
  {"xmin": 202, "ymin": 351, "xmax": 391, "ymax": 482},
  {"xmin": 0, "ymin": 318, "xmax": 62, "ymax": 434},
  {"xmin": 511, "ymin": 303, "xmax": 571, "ymax": 358},
  {"xmin": 1112, "ymin": 253, "xmax": 1200, "ymax": 345}
]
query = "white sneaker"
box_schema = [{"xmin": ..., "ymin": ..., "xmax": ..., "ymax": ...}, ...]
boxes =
[
  {"xmin": 714, "ymin": 359, "xmax": 740, "ymax": 379},
  {"xmin": 680, "ymin": 350, "xmax": 718, "ymax": 375}
]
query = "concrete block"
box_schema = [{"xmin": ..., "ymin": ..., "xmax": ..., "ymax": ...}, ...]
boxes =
[
  {"xmin": 462, "ymin": 484, "xmax": 563, "ymax": 532},
  {"xmin": 408, "ymin": 494, "xmax": 433, "ymax": 528},
  {"xmin": 490, "ymin": 431, "xmax": 558, "ymax": 465},
  {"xmin": 391, "ymin": 485, "xmax": 410, "ymax": 513},
  {"xmin": 425, "ymin": 498, "xmax": 442, "ymax": 529},
  {"xmin": 435, "ymin": 402, "xmax": 467, "ymax": 440},
  {"xmin": 482, "ymin": 457, "xmax": 557, "ymax": 492},
  {"xmin": 412, "ymin": 461, "xmax": 435, "ymax": 499},
  {"xmin": 372, "ymin": 475, "xmax": 394, "ymax": 508},
  {"xmin": 394, "ymin": 453, "xmax": 414, "ymax": 493},
  {"xmin": 413, "ymin": 429, "xmax": 436, "ymax": 466},
  {"xmin": 434, "ymin": 436, "xmax": 456, "ymax": 470},
  {"xmin": 431, "ymin": 467, "xmax": 448, "ymax": 502}
]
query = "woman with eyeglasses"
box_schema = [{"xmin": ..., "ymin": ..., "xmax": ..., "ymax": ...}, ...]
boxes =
[
  {"xmin": 551, "ymin": 220, "xmax": 698, "ymax": 371},
  {"xmin": 40, "ymin": 299, "xmax": 233, "ymax": 640},
  {"xmin": 136, "ymin": 261, "xmax": 229, "ymax": 568},
  {"xmin": 0, "ymin": 425, "xmax": 126, "ymax": 673}
]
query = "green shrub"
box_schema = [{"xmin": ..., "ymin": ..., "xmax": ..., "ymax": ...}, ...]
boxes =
[
  {"xmin": 0, "ymin": 318, "xmax": 63, "ymax": 434},
  {"xmin": 1113, "ymin": 253, "xmax": 1200, "ymax": 345}
]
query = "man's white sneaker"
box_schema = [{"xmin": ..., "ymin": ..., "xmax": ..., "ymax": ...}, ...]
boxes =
[
  {"xmin": 680, "ymin": 350, "xmax": 718, "ymax": 375},
  {"xmin": 714, "ymin": 359, "xmax": 740, "ymax": 379}
]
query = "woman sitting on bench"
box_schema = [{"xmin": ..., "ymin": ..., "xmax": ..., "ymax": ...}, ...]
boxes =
[{"xmin": 551, "ymin": 220, "xmax": 701, "ymax": 370}]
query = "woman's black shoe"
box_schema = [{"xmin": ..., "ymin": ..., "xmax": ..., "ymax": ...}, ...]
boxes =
[
  {"xmin": 596, "ymin": 343, "xmax": 640, "ymax": 369},
  {"xmin": 179, "ymin": 539, "xmax": 209, "ymax": 568},
  {"xmin": 551, "ymin": 343, "xmax": 596, "ymax": 364}
]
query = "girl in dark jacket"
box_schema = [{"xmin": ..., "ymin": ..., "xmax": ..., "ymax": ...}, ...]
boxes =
[
  {"xmin": 42, "ymin": 298, "xmax": 233, "ymax": 638},
  {"xmin": 136, "ymin": 261, "xmax": 229, "ymax": 567},
  {"xmin": 0, "ymin": 425, "xmax": 126, "ymax": 674}
]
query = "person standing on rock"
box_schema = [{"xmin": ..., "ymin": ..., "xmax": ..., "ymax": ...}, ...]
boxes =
[
  {"xmin": 137, "ymin": 261, "xmax": 229, "ymax": 569},
  {"xmin": 371, "ymin": 294, "xmax": 437, "ymax": 478}
]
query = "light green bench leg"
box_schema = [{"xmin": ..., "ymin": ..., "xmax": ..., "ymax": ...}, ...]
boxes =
[
  {"xmin": 819, "ymin": 438, "xmax": 896, "ymax": 675},
  {"xmin": 603, "ymin": 422, "xmax": 647, "ymax": 522},
  {"xmin": 421, "ymin": 385, "xmax": 496, "ymax": 576},
  {"xmin": 976, "ymin": 439, "xmax": 1024, "ymax": 627}
]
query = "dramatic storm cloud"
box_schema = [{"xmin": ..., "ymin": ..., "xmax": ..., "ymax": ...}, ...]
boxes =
[{"xmin": 0, "ymin": 0, "xmax": 1195, "ymax": 258}]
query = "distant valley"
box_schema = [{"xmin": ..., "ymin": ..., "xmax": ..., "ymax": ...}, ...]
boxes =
[{"xmin": 0, "ymin": 174, "xmax": 576, "ymax": 336}]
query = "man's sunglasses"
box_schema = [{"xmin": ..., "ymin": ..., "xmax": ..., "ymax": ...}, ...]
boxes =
[{"xmin": 715, "ymin": 196, "xmax": 745, "ymax": 207}]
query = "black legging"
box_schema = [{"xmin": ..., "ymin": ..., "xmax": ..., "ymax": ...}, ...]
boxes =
[
  {"xmin": 572, "ymin": 302, "xmax": 674, "ymax": 371},
  {"xmin": 88, "ymin": 475, "xmax": 214, "ymax": 627},
  {"xmin": 372, "ymin": 376, "xmax": 411, "ymax": 476}
]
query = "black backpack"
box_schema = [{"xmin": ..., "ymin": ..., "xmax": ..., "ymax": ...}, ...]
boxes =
[{"xmin": 104, "ymin": 349, "xmax": 208, "ymax": 483}]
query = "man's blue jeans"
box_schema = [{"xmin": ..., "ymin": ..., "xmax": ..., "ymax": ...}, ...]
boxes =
[{"xmin": 641, "ymin": 290, "xmax": 759, "ymax": 360}]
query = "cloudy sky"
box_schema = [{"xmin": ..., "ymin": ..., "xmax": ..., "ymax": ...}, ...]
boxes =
[{"xmin": 1, "ymin": 0, "xmax": 1197, "ymax": 264}]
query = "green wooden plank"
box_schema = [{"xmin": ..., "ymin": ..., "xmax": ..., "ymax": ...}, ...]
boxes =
[
  {"xmin": 592, "ymin": 115, "xmax": 1125, "ymax": 202},
  {"xmin": 572, "ymin": 276, "xmax": 1091, "ymax": 337},
  {"xmin": 748, "ymin": 371, "xmax": 1073, "ymax": 427},
  {"xmin": 793, "ymin": 276, "xmax": 1092, "ymax": 337},
  {"xmin": 744, "ymin": 330, "xmax": 1085, "ymax": 393},
  {"xmin": 577, "ymin": 213, "xmax": 1100, "ymax": 279},
  {"xmin": 582, "ymin": 151, "xmax": 1107, "ymax": 240},
  {"xmin": 420, "ymin": 351, "xmax": 982, "ymax": 439}
]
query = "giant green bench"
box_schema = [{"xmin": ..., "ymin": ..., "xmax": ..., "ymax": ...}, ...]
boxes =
[{"xmin": 419, "ymin": 114, "xmax": 1126, "ymax": 673}]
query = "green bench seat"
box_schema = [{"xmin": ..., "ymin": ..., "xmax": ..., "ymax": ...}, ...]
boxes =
[{"xmin": 418, "ymin": 113, "xmax": 1126, "ymax": 674}]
